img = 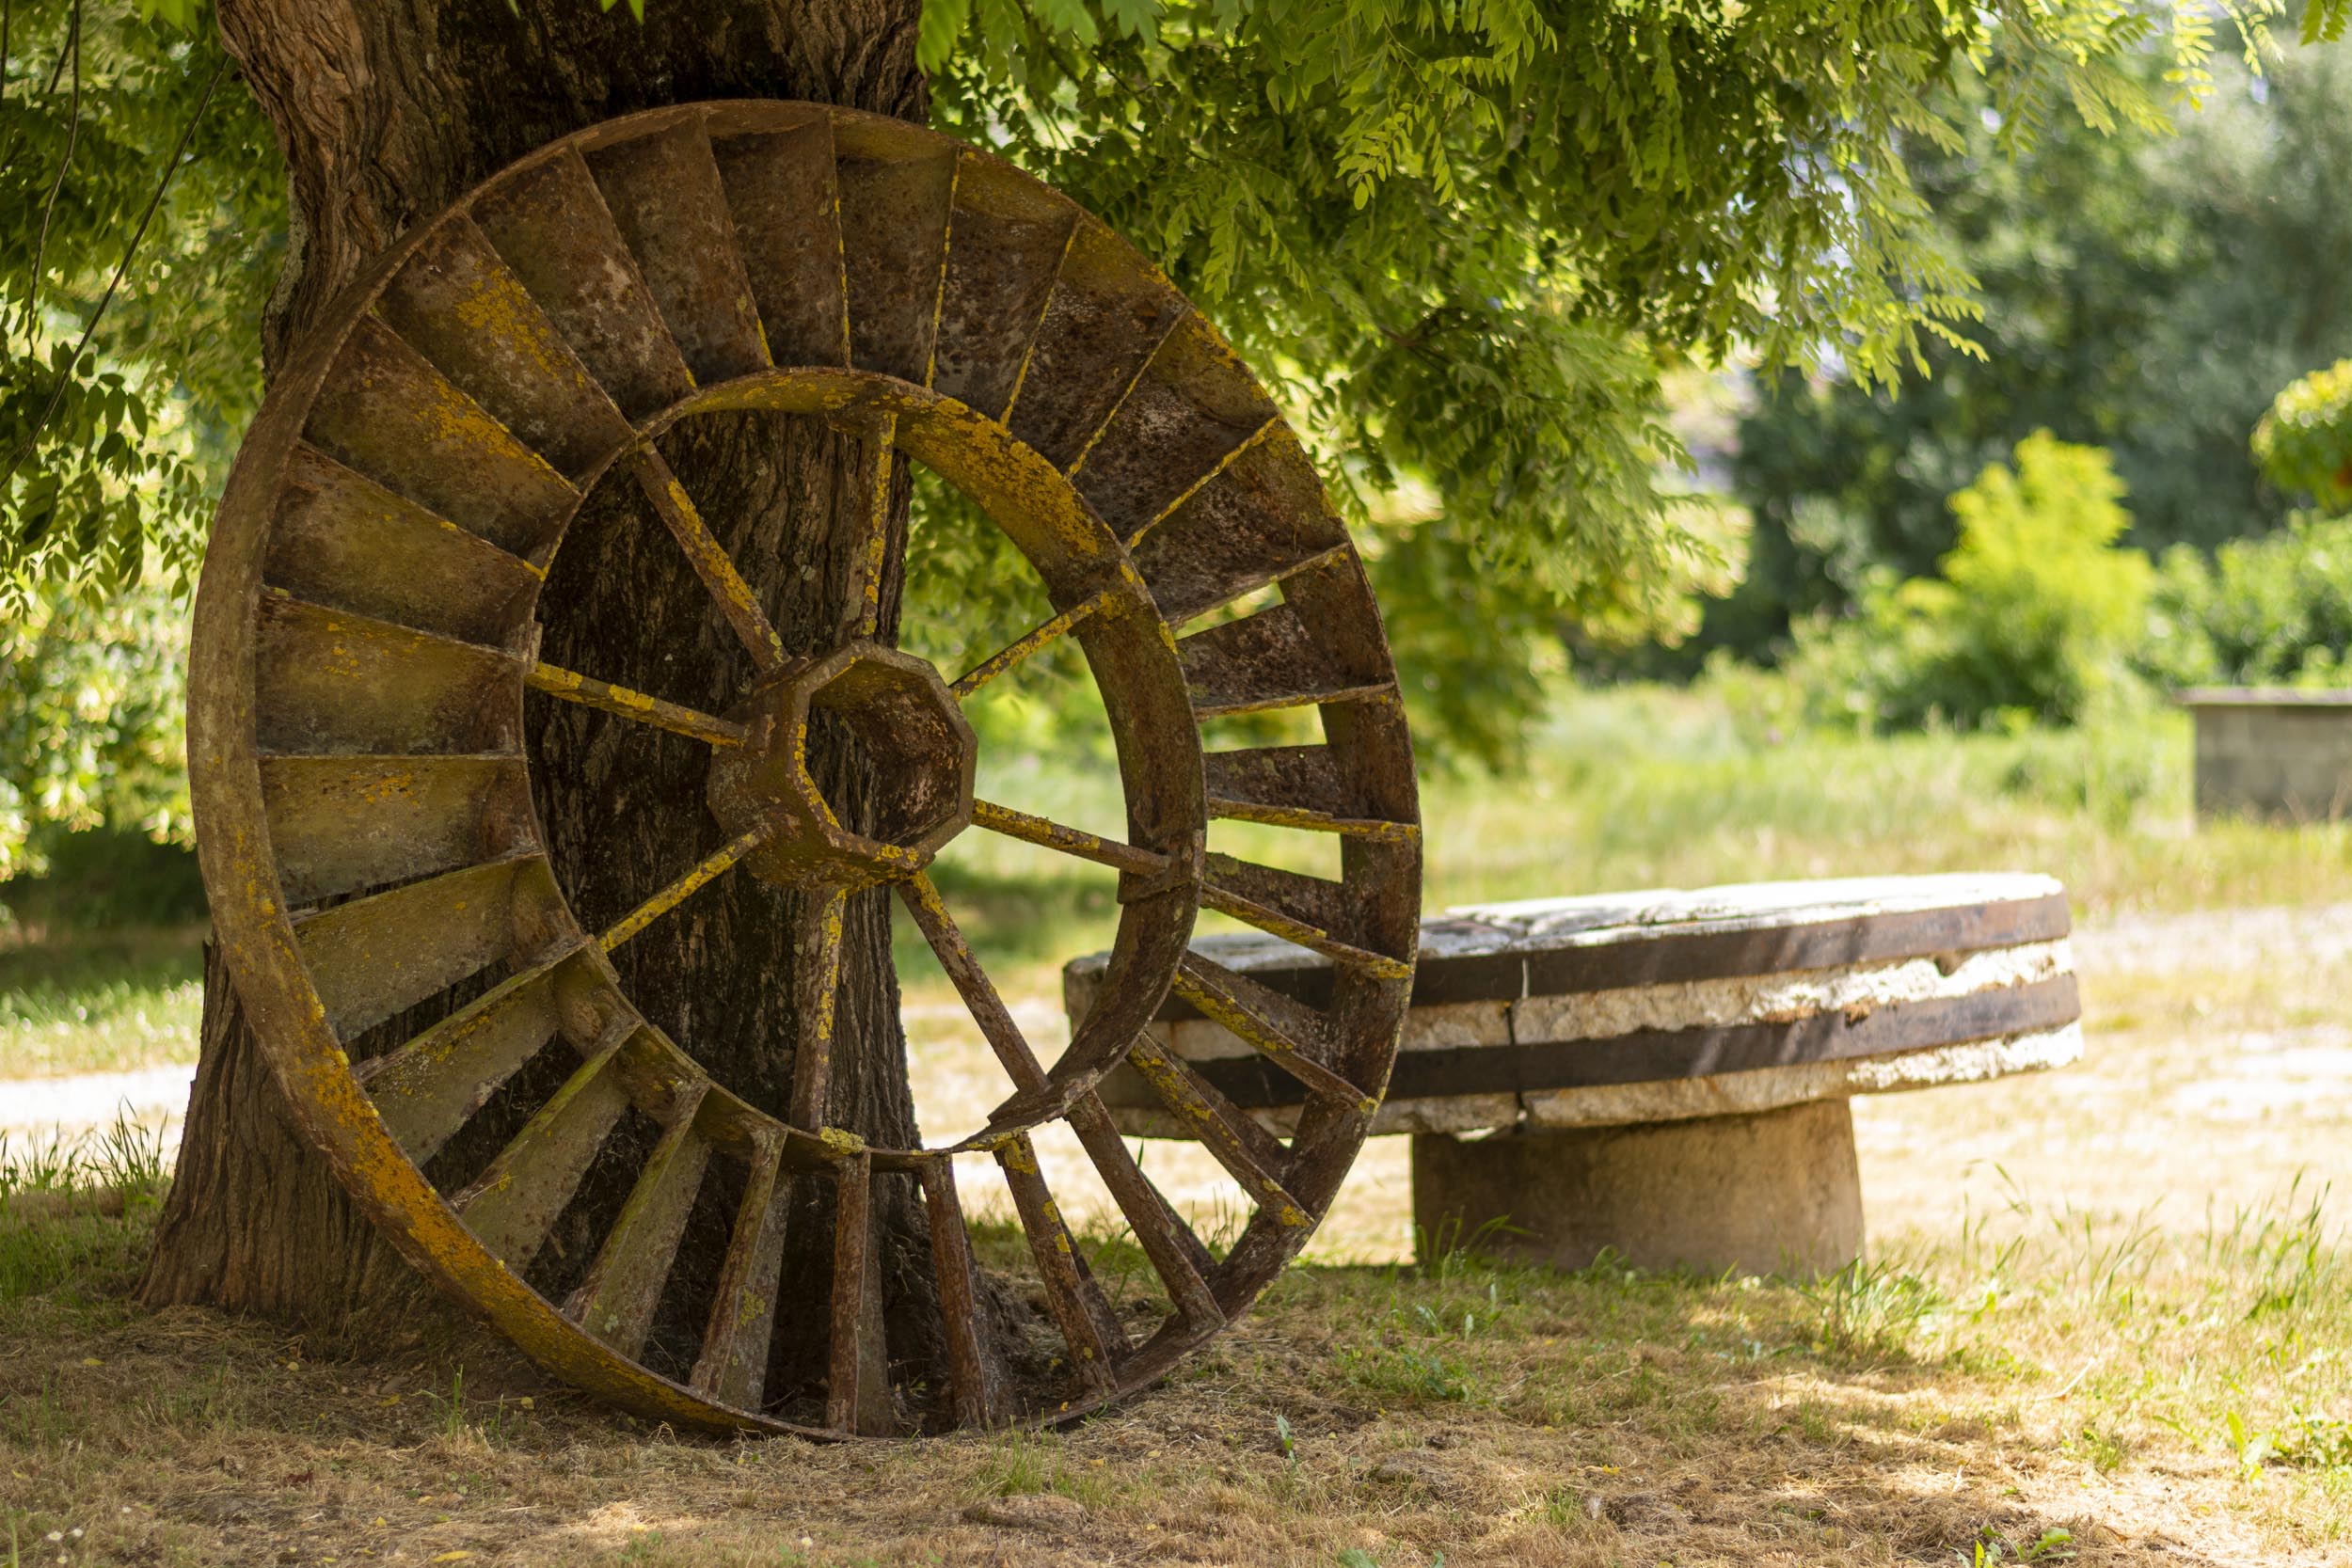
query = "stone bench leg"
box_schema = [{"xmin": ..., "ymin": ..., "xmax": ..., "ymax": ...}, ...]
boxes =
[{"xmin": 1410, "ymin": 1099, "xmax": 1864, "ymax": 1277}]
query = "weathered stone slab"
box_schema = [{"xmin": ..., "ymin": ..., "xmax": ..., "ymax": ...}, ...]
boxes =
[
  {"xmin": 1067, "ymin": 873, "xmax": 2080, "ymax": 1139},
  {"xmin": 1066, "ymin": 874, "xmax": 2082, "ymax": 1276}
]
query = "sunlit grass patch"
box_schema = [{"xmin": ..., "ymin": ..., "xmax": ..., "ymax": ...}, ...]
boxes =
[
  {"xmin": 0, "ymin": 1114, "xmax": 168, "ymax": 1303},
  {"xmin": 3, "ymin": 1150, "xmax": 2351, "ymax": 1561},
  {"xmin": 0, "ymin": 923, "xmax": 201, "ymax": 1079}
]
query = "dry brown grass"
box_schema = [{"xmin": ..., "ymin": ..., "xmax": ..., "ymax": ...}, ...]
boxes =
[
  {"xmin": 16, "ymin": 692, "xmax": 2352, "ymax": 1564},
  {"xmin": 12, "ymin": 905, "xmax": 2352, "ymax": 1565},
  {"xmin": 7, "ymin": 1111, "xmax": 2352, "ymax": 1568}
]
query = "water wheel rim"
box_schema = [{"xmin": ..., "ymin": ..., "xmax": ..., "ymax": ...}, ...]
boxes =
[{"xmin": 191, "ymin": 100, "xmax": 1422, "ymax": 1435}]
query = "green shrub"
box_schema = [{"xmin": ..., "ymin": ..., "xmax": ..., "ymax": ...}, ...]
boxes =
[
  {"xmin": 2252, "ymin": 360, "xmax": 2352, "ymax": 511},
  {"xmin": 0, "ymin": 582, "xmax": 190, "ymax": 879},
  {"xmin": 2142, "ymin": 513, "xmax": 2352, "ymax": 689},
  {"xmin": 1740, "ymin": 433, "xmax": 2154, "ymax": 732}
]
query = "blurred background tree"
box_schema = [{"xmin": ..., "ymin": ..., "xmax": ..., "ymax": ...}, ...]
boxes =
[
  {"xmin": 2252, "ymin": 357, "xmax": 2352, "ymax": 511},
  {"xmin": 5, "ymin": 0, "xmax": 2351, "ymax": 906},
  {"xmin": 4, "ymin": 0, "xmax": 2321, "ymax": 800},
  {"xmin": 0, "ymin": 579, "xmax": 188, "ymax": 878},
  {"xmin": 1708, "ymin": 40, "xmax": 2352, "ymax": 663}
]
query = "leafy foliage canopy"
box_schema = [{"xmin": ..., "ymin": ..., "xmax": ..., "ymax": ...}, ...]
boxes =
[
  {"xmin": 2253, "ymin": 358, "xmax": 2352, "ymax": 511},
  {"xmin": 0, "ymin": 0, "xmax": 2340, "ymax": 785},
  {"xmin": 1708, "ymin": 433, "xmax": 2154, "ymax": 732},
  {"xmin": 1718, "ymin": 39, "xmax": 2352, "ymax": 661}
]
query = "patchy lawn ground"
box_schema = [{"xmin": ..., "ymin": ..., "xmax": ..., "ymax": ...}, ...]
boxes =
[
  {"xmin": 4, "ymin": 1172, "xmax": 2349, "ymax": 1567},
  {"xmin": 8, "ymin": 892, "xmax": 2352, "ymax": 1566},
  {"xmin": 9, "ymin": 693, "xmax": 2352, "ymax": 1564}
]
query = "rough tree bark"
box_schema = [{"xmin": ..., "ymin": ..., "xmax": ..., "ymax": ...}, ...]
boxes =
[{"xmin": 142, "ymin": 0, "xmax": 951, "ymax": 1416}]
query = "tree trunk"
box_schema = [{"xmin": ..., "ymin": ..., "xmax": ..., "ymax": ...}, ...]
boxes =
[{"xmin": 144, "ymin": 0, "xmax": 942, "ymax": 1416}]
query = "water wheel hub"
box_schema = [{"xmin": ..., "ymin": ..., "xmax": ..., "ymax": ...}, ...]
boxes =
[{"xmin": 707, "ymin": 641, "xmax": 975, "ymax": 889}]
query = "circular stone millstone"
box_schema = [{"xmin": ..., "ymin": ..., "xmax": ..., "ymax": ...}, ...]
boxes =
[
  {"xmin": 188, "ymin": 102, "xmax": 1421, "ymax": 1438},
  {"xmin": 1073, "ymin": 873, "xmax": 2078, "ymax": 1138}
]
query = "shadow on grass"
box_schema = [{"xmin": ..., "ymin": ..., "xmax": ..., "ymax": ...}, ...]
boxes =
[
  {"xmin": 0, "ymin": 1188, "xmax": 2301, "ymax": 1566},
  {"xmin": 0, "ymin": 922, "xmax": 202, "ymax": 1007}
]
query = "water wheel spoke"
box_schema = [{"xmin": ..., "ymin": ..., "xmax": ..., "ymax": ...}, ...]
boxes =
[
  {"xmin": 993, "ymin": 1134, "xmax": 1123, "ymax": 1391},
  {"xmin": 789, "ymin": 881, "xmax": 850, "ymax": 1129},
  {"xmin": 918, "ymin": 1160, "xmax": 1010, "ymax": 1427},
  {"xmin": 1170, "ymin": 951, "xmax": 1366, "ymax": 1107},
  {"xmin": 629, "ymin": 447, "xmax": 786, "ymax": 673},
  {"xmin": 1124, "ymin": 1039, "xmax": 1309, "ymax": 1228},
  {"xmin": 564, "ymin": 1084, "xmax": 714, "ymax": 1355},
  {"xmin": 355, "ymin": 944, "xmax": 583, "ymax": 1164},
  {"xmin": 948, "ymin": 588, "xmax": 1113, "ymax": 701},
  {"xmin": 691, "ymin": 1132, "xmax": 794, "ymax": 1408},
  {"xmin": 1201, "ymin": 854, "xmax": 1413, "ymax": 981},
  {"xmin": 827, "ymin": 1152, "xmax": 890, "ymax": 1433},
  {"xmin": 527, "ymin": 661, "xmax": 747, "ymax": 748},
  {"xmin": 598, "ymin": 823, "xmax": 774, "ymax": 952},
  {"xmin": 1065, "ymin": 1094, "xmax": 1223, "ymax": 1330},
  {"xmin": 845, "ymin": 413, "xmax": 898, "ymax": 641},
  {"xmin": 968, "ymin": 799, "xmax": 1168, "ymax": 878},
  {"xmin": 895, "ymin": 872, "xmax": 1047, "ymax": 1093},
  {"xmin": 453, "ymin": 1017, "xmax": 637, "ymax": 1269}
]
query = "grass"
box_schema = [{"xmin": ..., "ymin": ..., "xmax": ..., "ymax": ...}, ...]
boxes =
[
  {"xmin": 0, "ymin": 924, "xmax": 202, "ymax": 1081},
  {"xmin": 5, "ymin": 1178, "xmax": 2351, "ymax": 1564},
  {"xmin": 9, "ymin": 684, "xmax": 2352, "ymax": 1560},
  {"xmin": 1409, "ymin": 684, "xmax": 2352, "ymax": 921}
]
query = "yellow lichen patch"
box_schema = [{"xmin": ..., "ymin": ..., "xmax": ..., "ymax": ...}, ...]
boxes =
[{"xmin": 445, "ymin": 264, "xmax": 596, "ymax": 397}]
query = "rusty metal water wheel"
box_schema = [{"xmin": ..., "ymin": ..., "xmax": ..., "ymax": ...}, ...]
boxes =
[{"xmin": 190, "ymin": 103, "xmax": 1422, "ymax": 1437}]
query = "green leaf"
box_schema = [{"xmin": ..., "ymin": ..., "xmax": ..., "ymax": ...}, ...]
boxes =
[
  {"xmin": 1098, "ymin": 0, "xmax": 1158, "ymax": 41},
  {"xmin": 1029, "ymin": 0, "xmax": 1098, "ymax": 44},
  {"xmin": 918, "ymin": 0, "xmax": 972, "ymax": 71}
]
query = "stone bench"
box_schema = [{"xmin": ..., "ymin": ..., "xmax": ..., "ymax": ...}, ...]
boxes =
[{"xmin": 1065, "ymin": 874, "xmax": 2081, "ymax": 1275}]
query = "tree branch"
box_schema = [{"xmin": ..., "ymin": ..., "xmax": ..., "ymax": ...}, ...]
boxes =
[{"xmin": 21, "ymin": 0, "xmax": 80, "ymax": 347}]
